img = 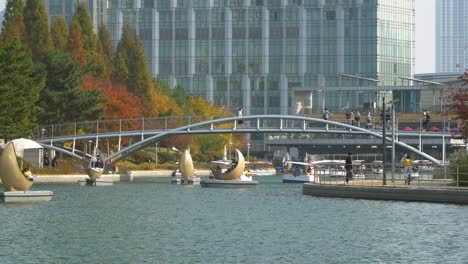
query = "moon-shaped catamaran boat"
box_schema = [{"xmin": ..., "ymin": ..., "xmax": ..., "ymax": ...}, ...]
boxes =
[
  {"xmin": 201, "ymin": 149, "xmax": 257, "ymax": 188},
  {"xmin": 0, "ymin": 143, "xmax": 53, "ymax": 202},
  {"xmin": 172, "ymin": 148, "xmax": 200, "ymax": 184}
]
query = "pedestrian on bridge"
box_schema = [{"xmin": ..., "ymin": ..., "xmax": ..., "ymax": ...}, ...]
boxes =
[
  {"xmin": 354, "ymin": 110, "xmax": 361, "ymax": 127},
  {"xmin": 365, "ymin": 111, "xmax": 372, "ymax": 130},
  {"xmin": 322, "ymin": 108, "xmax": 332, "ymax": 129},
  {"xmin": 236, "ymin": 108, "xmax": 244, "ymax": 128}
]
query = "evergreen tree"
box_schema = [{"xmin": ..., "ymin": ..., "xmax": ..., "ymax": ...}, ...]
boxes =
[
  {"xmin": 23, "ymin": 0, "xmax": 52, "ymax": 61},
  {"xmin": 0, "ymin": 0, "xmax": 26, "ymax": 43},
  {"xmin": 50, "ymin": 16, "xmax": 68, "ymax": 51},
  {"xmin": 67, "ymin": 17, "xmax": 86, "ymax": 65},
  {"xmin": 73, "ymin": 3, "xmax": 104, "ymax": 75},
  {"xmin": 112, "ymin": 22, "xmax": 133, "ymax": 84},
  {"xmin": 128, "ymin": 37, "xmax": 153, "ymax": 97},
  {"xmin": 39, "ymin": 49, "xmax": 105, "ymax": 124},
  {"xmin": 98, "ymin": 24, "xmax": 114, "ymax": 78},
  {"xmin": 0, "ymin": 40, "xmax": 45, "ymax": 140}
]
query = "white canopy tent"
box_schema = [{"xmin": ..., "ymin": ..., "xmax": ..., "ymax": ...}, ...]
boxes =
[{"xmin": 2, "ymin": 138, "xmax": 44, "ymax": 168}]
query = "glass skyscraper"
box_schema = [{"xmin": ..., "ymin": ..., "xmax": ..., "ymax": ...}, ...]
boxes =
[
  {"xmin": 41, "ymin": 0, "xmax": 107, "ymax": 32},
  {"xmin": 436, "ymin": 0, "xmax": 468, "ymax": 73},
  {"xmin": 106, "ymin": 0, "xmax": 415, "ymax": 114}
]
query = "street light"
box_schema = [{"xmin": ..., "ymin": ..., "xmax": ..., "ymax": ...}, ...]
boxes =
[
  {"xmin": 88, "ymin": 140, "xmax": 93, "ymax": 155},
  {"xmin": 247, "ymin": 142, "xmax": 251, "ymax": 162},
  {"xmin": 155, "ymin": 142, "xmax": 159, "ymax": 166}
]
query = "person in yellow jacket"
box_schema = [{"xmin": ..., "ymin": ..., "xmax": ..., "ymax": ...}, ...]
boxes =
[{"xmin": 402, "ymin": 155, "xmax": 414, "ymax": 185}]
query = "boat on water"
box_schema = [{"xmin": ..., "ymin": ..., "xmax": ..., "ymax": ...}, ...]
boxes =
[
  {"xmin": 0, "ymin": 142, "xmax": 53, "ymax": 202},
  {"xmin": 282, "ymin": 157, "xmax": 365, "ymax": 183},
  {"xmin": 86, "ymin": 155, "xmax": 104, "ymax": 180},
  {"xmin": 79, "ymin": 153, "xmax": 113, "ymax": 186},
  {"xmin": 282, "ymin": 160, "xmax": 319, "ymax": 183},
  {"xmin": 201, "ymin": 148, "xmax": 257, "ymax": 187},
  {"xmin": 245, "ymin": 161, "xmax": 276, "ymax": 176},
  {"xmin": 372, "ymin": 160, "xmax": 384, "ymax": 174},
  {"xmin": 172, "ymin": 148, "xmax": 200, "ymax": 184}
]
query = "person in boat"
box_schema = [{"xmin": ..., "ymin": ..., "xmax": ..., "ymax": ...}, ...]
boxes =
[
  {"xmin": 216, "ymin": 165, "xmax": 222, "ymax": 173},
  {"xmin": 95, "ymin": 158, "xmax": 104, "ymax": 168},
  {"xmin": 22, "ymin": 167, "xmax": 36, "ymax": 181},
  {"xmin": 246, "ymin": 169, "xmax": 252, "ymax": 177},
  {"xmin": 306, "ymin": 166, "xmax": 312, "ymax": 176},
  {"xmin": 89, "ymin": 155, "xmax": 97, "ymax": 168}
]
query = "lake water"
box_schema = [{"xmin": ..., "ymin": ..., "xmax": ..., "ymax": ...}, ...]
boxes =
[{"xmin": 1, "ymin": 175, "xmax": 467, "ymax": 264}]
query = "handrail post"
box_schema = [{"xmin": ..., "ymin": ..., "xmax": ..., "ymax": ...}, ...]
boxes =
[
  {"xmin": 257, "ymin": 118, "xmax": 260, "ymax": 130},
  {"xmin": 141, "ymin": 117, "xmax": 145, "ymax": 141}
]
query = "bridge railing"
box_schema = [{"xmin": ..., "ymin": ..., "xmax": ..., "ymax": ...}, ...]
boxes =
[
  {"xmin": 315, "ymin": 163, "xmax": 468, "ymax": 188},
  {"xmin": 34, "ymin": 114, "xmax": 232, "ymax": 139},
  {"xmin": 33, "ymin": 114, "xmax": 461, "ymax": 140}
]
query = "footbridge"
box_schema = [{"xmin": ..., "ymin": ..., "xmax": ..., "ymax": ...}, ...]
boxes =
[{"xmin": 32, "ymin": 115, "xmax": 453, "ymax": 165}]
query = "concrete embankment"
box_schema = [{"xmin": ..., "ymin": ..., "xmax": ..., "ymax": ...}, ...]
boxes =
[
  {"xmin": 303, "ymin": 183, "xmax": 468, "ymax": 204},
  {"xmin": 10, "ymin": 170, "xmax": 212, "ymax": 184}
]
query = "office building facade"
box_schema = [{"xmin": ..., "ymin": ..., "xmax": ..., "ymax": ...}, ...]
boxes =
[
  {"xmin": 41, "ymin": 0, "xmax": 106, "ymax": 32},
  {"xmin": 107, "ymin": 0, "xmax": 415, "ymax": 114},
  {"xmin": 436, "ymin": 0, "xmax": 468, "ymax": 73}
]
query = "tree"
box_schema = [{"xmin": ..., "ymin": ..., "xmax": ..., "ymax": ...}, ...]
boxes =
[
  {"xmin": 73, "ymin": 3, "xmax": 104, "ymax": 75},
  {"xmin": 101, "ymin": 82, "xmax": 142, "ymax": 120},
  {"xmin": 50, "ymin": 16, "xmax": 68, "ymax": 51},
  {"xmin": 0, "ymin": 40, "xmax": 45, "ymax": 140},
  {"xmin": 98, "ymin": 24, "xmax": 114, "ymax": 78},
  {"xmin": 67, "ymin": 17, "xmax": 86, "ymax": 65},
  {"xmin": 142, "ymin": 89, "xmax": 183, "ymax": 117},
  {"xmin": 448, "ymin": 74, "xmax": 468, "ymax": 139},
  {"xmin": 112, "ymin": 22, "xmax": 133, "ymax": 85},
  {"xmin": 128, "ymin": 37, "xmax": 153, "ymax": 97},
  {"xmin": 0, "ymin": 0, "xmax": 26, "ymax": 44},
  {"xmin": 23, "ymin": 0, "xmax": 52, "ymax": 61},
  {"xmin": 39, "ymin": 49, "xmax": 104, "ymax": 124}
]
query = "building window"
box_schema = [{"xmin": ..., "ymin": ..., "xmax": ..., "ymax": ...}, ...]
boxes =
[{"xmin": 326, "ymin": 11, "xmax": 336, "ymax": 20}]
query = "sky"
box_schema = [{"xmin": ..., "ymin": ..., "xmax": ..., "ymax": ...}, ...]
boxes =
[{"xmin": 0, "ymin": 0, "xmax": 436, "ymax": 73}]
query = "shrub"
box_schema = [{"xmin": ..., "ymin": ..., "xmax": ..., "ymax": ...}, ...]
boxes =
[{"xmin": 449, "ymin": 149, "xmax": 468, "ymax": 186}]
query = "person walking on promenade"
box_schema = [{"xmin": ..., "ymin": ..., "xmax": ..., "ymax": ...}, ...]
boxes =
[
  {"xmin": 345, "ymin": 109, "xmax": 352, "ymax": 126},
  {"xmin": 422, "ymin": 111, "xmax": 430, "ymax": 132},
  {"xmin": 402, "ymin": 154, "xmax": 414, "ymax": 185},
  {"xmin": 322, "ymin": 108, "xmax": 332, "ymax": 130},
  {"xmin": 345, "ymin": 152, "xmax": 353, "ymax": 183},
  {"xmin": 354, "ymin": 110, "xmax": 361, "ymax": 127},
  {"xmin": 365, "ymin": 111, "xmax": 372, "ymax": 130}
]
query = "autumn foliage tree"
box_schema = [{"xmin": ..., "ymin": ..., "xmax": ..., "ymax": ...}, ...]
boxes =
[
  {"xmin": 0, "ymin": 0, "xmax": 26, "ymax": 43},
  {"xmin": 450, "ymin": 73, "xmax": 468, "ymax": 139}
]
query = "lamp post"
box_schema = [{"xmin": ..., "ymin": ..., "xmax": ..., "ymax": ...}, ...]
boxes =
[
  {"xmin": 382, "ymin": 97, "xmax": 387, "ymax": 185},
  {"xmin": 88, "ymin": 140, "xmax": 93, "ymax": 156},
  {"xmin": 247, "ymin": 142, "xmax": 251, "ymax": 162},
  {"xmin": 229, "ymin": 141, "xmax": 232, "ymax": 161},
  {"xmin": 155, "ymin": 142, "xmax": 159, "ymax": 166}
]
